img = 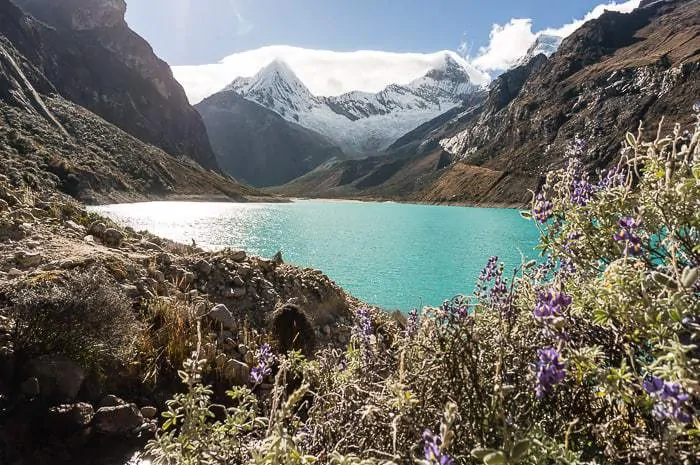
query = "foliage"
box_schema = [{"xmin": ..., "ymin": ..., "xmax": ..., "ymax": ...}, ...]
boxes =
[
  {"xmin": 146, "ymin": 114, "xmax": 700, "ymax": 464},
  {"xmin": 6, "ymin": 268, "xmax": 138, "ymax": 374}
]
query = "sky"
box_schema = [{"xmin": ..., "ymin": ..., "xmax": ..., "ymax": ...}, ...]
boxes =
[{"xmin": 124, "ymin": 0, "xmax": 641, "ymax": 102}]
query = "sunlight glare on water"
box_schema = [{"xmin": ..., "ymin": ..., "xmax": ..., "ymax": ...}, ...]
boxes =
[{"xmin": 90, "ymin": 200, "xmax": 540, "ymax": 311}]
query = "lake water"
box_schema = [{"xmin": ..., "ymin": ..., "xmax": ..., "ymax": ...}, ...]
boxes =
[{"xmin": 90, "ymin": 200, "xmax": 540, "ymax": 311}]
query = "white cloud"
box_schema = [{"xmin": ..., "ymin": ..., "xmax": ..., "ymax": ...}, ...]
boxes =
[
  {"xmin": 233, "ymin": 10, "xmax": 253, "ymax": 36},
  {"xmin": 472, "ymin": 0, "xmax": 642, "ymax": 71},
  {"xmin": 173, "ymin": 0, "xmax": 643, "ymax": 103},
  {"xmin": 173, "ymin": 46, "xmax": 490, "ymax": 104}
]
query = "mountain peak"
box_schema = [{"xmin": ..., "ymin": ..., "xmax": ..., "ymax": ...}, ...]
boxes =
[{"xmin": 14, "ymin": 0, "xmax": 127, "ymax": 30}]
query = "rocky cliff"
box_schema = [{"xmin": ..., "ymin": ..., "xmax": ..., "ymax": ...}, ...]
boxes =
[
  {"xmin": 197, "ymin": 91, "xmax": 345, "ymax": 187},
  {"xmin": 11, "ymin": 0, "xmax": 219, "ymax": 170},
  {"xmin": 277, "ymin": 0, "xmax": 699, "ymax": 206},
  {"xmin": 0, "ymin": 0, "xmax": 270, "ymax": 203}
]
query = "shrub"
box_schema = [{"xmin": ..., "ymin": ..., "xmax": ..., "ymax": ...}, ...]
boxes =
[
  {"xmin": 6, "ymin": 268, "xmax": 138, "ymax": 377},
  {"xmin": 145, "ymin": 113, "xmax": 700, "ymax": 465}
]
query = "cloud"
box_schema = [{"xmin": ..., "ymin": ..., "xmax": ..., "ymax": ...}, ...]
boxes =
[
  {"xmin": 234, "ymin": 10, "xmax": 253, "ymax": 36},
  {"xmin": 173, "ymin": 46, "xmax": 490, "ymax": 104},
  {"xmin": 472, "ymin": 0, "xmax": 642, "ymax": 71},
  {"xmin": 173, "ymin": 0, "xmax": 643, "ymax": 103}
]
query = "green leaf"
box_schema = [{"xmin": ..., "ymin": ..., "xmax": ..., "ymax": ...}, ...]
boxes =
[
  {"xmin": 520, "ymin": 210, "xmax": 533, "ymax": 219},
  {"xmin": 484, "ymin": 451, "xmax": 506, "ymax": 465},
  {"xmin": 510, "ymin": 439, "xmax": 531, "ymax": 461},
  {"xmin": 625, "ymin": 132, "xmax": 637, "ymax": 147}
]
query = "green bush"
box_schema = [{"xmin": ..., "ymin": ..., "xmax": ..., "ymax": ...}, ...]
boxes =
[{"xmin": 145, "ymin": 113, "xmax": 699, "ymax": 464}]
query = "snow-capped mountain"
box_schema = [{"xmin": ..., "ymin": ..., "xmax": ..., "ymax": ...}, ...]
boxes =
[
  {"xmin": 514, "ymin": 34, "xmax": 563, "ymax": 68},
  {"xmin": 224, "ymin": 53, "xmax": 482, "ymax": 155}
]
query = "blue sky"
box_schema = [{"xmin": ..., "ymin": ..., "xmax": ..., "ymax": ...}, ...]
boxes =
[{"xmin": 126, "ymin": 0, "xmax": 622, "ymax": 66}]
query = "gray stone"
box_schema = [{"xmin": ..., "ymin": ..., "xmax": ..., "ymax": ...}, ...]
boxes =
[
  {"xmin": 20, "ymin": 377, "xmax": 40, "ymax": 397},
  {"xmin": 230, "ymin": 250, "xmax": 247, "ymax": 262},
  {"xmin": 207, "ymin": 304, "xmax": 235, "ymax": 329},
  {"xmin": 84, "ymin": 234, "xmax": 95, "ymax": 243},
  {"xmin": 47, "ymin": 403, "xmax": 94, "ymax": 432},
  {"xmin": 103, "ymin": 228, "xmax": 125, "ymax": 247},
  {"xmin": 196, "ymin": 259, "xmax": 212, "ymax": 275},
  {"xmin": 120, "ymin": 284, "xmax": 140, "ymax": 299},
  {"xmin": 7, "ymin": 268, "xmax": 22, "ymax": 277},
  {"xmin": 232, "ymin": 275, "xmax": 245, "ymax": 287},
  {"xmin": 14, "ymin": 250, "xmax": 42, "ymax": 268},
  {"xmin": 88, "ymin": 221, "xmax": 106, "ymax": 237},
  {"xmin": 27, "ymin": 355, "xmax": 85, "ymax": 401},
  {"xmin": 64, "ymin": 220, "xmax": 85, "ymax": 234},
  {"xmin": 93, "ymin": 404, "xmax": 144, "ymax": 435},
  {"xmin": 139, "ymin": 240, "xmax": 163, "ymax": 251},
  {"xmin": 140, "ymin": 406, "xmax": 157, "ymax": 419}
]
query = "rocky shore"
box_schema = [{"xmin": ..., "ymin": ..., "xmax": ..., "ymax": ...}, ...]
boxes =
[{"xmin": 0, "ymin": 175, "xmax": 362, "ymax": 464}]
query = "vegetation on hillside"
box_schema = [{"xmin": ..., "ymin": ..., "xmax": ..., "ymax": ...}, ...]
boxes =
[{"xmin": 144, "ymin": 111, "xmax": 700, "ymax": 464}]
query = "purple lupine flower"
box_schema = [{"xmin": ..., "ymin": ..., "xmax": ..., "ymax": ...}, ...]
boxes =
[
  {"xmin": 613, "ymin": 217, "xmax": 643, "ymax": 256},
  {"xmin": 478, "ymin": 256, "xmax": 499, "ymax": 282},
  {"xmin": 597, "ymin": 166, "xmax": 627, "ymax": 190},
  {"xmin": 571, "ymin": 178, "xmax": 593, "ymax": 206},
  {"xmin": 533, "ymin": 290, "xmax": 572, "ymax": 319},
  {"xmin": 476, "ymin": 257, "xmax": 511, "ymax": 314},
  {"xmin": 406, "ymin": 309, "xmax": 419, "ymax": 335},
  {"xmin": 535, "ymin": 347, "xmax": 566, "ymax": 398},
  {"xmin": 352, "ymin": 307, "xmax": 374, "ymax": 363},
  {"xmin": 249, "ymin": 343, "xmax": 274, "ymax": 385},
  {"xmin": 532, "ymin": 194, "xmax": 553, "ymax": 223},
  {"xmin": 422, "ymin": 429, "xmax": 454, "ymax": 465},
  {"xmin": 644, "ymin": 376, "xmax": 692, "ymax": 423}
]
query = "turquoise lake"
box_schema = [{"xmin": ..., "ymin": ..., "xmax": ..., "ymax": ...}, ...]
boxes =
[{"xmin": 90, "ymin": 200, "xmax": 540, "ymax": 311}]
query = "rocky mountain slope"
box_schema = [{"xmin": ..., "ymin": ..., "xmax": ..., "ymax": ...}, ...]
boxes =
[
  {"xmin": 277, "ymin": 0, "xmax": 699, "ymax": 206},
  {"xmin": 0, "ymin": 0, "xmax": 269, "ymax": 204},
  {"xmin": 224, "ymin": 54, "xmax": 482, "ymax": 156},
  {"xmin": 11, "ymin": 0, "xmax": 219, "ymax": 170},
  {"xmin": 196, "ymin": 90, "xmax": 345, "ymax": 187}
]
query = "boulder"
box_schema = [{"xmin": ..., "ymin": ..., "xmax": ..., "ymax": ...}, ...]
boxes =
[
  {"xmin": 103, "ymin": 228, "xmax": 125, "ymax": 247},
  {"xmin": 64, "ymin": 220, "xmax": 85, "ymax": 234},
  {"xmin": 27, "ymin": 355, "xmax": 85, "ymax": 401},
  {"xmin": 14, "ymin": 250, "xmax": 42, "ymax": 268},
  {"xmin": 93, "ymin": 404, "xmax": 144, "ymax": 435},
  {"xmin": 140, "ymin": 406, "xmax": 157, "ymax": 419},
  {"xmin": 232, "ymin": 275, "xmax": 245, "ymax": 287},
  {"xmin": 47, "ymin": 403, "xmax": 94, "ymax": 432},
  {"xmin": 99, "ymin": 394, "xmax": 126, "ymax": 408},
  {"xmin": 207, "ymin": 304, "xmax": 235, "ymax": 329},
  {"xmin": 88, "ymin": 221, "xmax": 106, "ymax": 237},
  {"xmin": 230, "ymin": 250, "xmax": 247, "ymax": 262},
  {"xmin": 196, "ymin": 259, "xmax": 212, "ymax": 275}
]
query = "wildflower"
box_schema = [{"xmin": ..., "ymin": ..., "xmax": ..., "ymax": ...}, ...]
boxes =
[
  {"xmin": 643, "ymin": 376, "xmax": 692, "ymax": 423},
  {"xmin": 535, "ymin": 347, "xmax": 566, "ymax": 398},
  {"xmin": 613, "ymin": 216, "xmax": 643, "ymax": 256},
  {"xmin": 249, "ymin": 343, "xmax": 274, "ymax": 385},
  {"xmin": 532, "ymin": 194, "xmax": 553, "ymax": 223},
  {"xmin": 533, "ymin": 289, "xmax": 572, "ymax": 319},
  {"xmin": 406, "ymin": 309, "xmax": 419, "ymax": 335},
  {"xmin": 352, "ymin": 307, "xmax": 374, "ymax": 363},
  {"xmin": 478, "ymin": 256, "xmax": 499, "ymax": 282},
  {"xmin": 422, "ymin": 429, "xmax": 454, "ymax": 465}
]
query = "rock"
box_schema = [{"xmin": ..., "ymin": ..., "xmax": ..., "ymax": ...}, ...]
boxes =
[
  {"xmin": 322, "ymin": 325, "xmax": 332, "ymax": 337},
  {"xmin": 232, "ymin": 275, "xmax": 245, "ymax": 287},
  {"xmin": 140, "ymin": 406, "xmax": 157, "ymax": 419},
  {"xmin": 7, "ymin": 268, "xmax": 22, "ymax": 277},
  {"xmin": 272, "ymin": 250, "xmax": 284, "ymax": 264},
  {"xmin": 120, "ymin": 284, "xmax": 140, "ymax": 299},
  {"xmin": 93, "ymin": 404, "xmax": 144, "ymax": 435},
  {"xmin": 88, "ymin": 221, "xmax": 106, "ymax": 237},
  {"xmin": 84, "ymin": 234, "xmax": 95, "ymax": 243},
  {"xmin": 230, "ymin": 250, "xmax": 247, "ymax": 262},
  {"xmin": 139, "ymin": 240, "xmax": 163, "ymax": 251},
  {"xmin": 64, "ymin": 220, "xmax": 85, "ymax": 234},
  {"xmin": 153, "ymin": 270, "xmax": 165, "ymax": 283},
  {"xmin": 99, "ymin": 394, "xmax": 126, "ymax": 408},
  {"xmin": 47, "ymin": 403, "xmax": 94, "ymax": 432},
  {"xmin": 103, "ymin": 228, "xmax": 125, "ymax": 247},
  {"xmin": 207, "ymin": 304, "xmax": 235, "ymax": 329},
  {"xmin": 196, "ymin": 259, "xmax": 212, "ymax": 275},
  {"xmin": 27, "ymin": 355, "xmax": 85, "ymax": 401},
  {"xmin": 14, "ymin": 250, "xmax": 42, "ymax": 268},
  {"xmin": 156, "ymin": 252, "xmax": 172, "ymax": 266},
  {"xmin": 20, "ymin": 377, "xmax": 40, "ymax": 397}
]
